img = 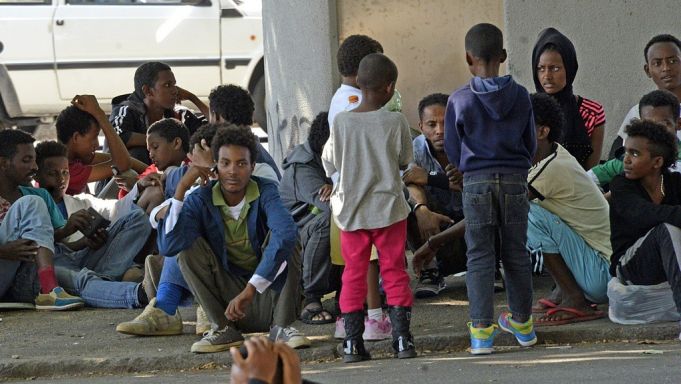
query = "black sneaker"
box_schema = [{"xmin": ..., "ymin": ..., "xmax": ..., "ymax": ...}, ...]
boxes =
[{"xmin": 414, "ymin": 269, "xmax": 445, "ymax": 298}]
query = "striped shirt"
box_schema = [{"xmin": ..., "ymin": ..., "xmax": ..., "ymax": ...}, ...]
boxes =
[{"xmin": 578, "ymin": 96, "xmax": 606, "ymax": 136}]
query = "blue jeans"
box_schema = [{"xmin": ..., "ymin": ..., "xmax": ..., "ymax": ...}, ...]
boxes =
[
  {"xmin": 54, "ymin": 208, "xmax": 150, "ymax": 308},
  {"xmin": 526, "ymin": 203, "xmax": 610, "ymax": 303},
  {"xmin": 463, "ymin": 173, "xmax": 532, "ymax": 326},
  {"xmin": 54, "ymin": 208, "xmax": 150, "ymax": 280},
  {"xmin": 0, "ymin": 196, "xmax": 54, "ymax": 302},
  {"xmin": 55, "ymin": 267, "xmax": 140, "ymax": 308}
]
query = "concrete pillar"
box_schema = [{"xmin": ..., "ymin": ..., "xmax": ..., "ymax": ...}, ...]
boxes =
[
  {"xmin": 262, "ymin": 0, "xmax": 339, "ymax": 167},
  {"xmin": 505, "ymin": 0, "xmax": 681, "ymax": 158}
]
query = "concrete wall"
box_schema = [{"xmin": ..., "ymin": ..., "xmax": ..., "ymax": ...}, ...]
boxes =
[
  {"xmin": 338, "ymin": 0, "xmax": 504, "ymax": 128},
  {"xmin": 505, "ymin": 0, "xmax": 681, "ymax": 158},
  {"xmin": 262, "ymin": 0, "xmax": 339, "ymax": 165}
]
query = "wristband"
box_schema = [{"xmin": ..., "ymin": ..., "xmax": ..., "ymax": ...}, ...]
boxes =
[{"xmin": 413, "ymin": 203, "xmax": 427, "ymax": 213}]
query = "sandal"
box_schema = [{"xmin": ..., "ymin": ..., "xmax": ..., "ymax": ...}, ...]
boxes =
[
  {"xmin": 300, "ymin": 302, "xmax": 334, "ymax": 325},
  {"xmin": 535, "ymin": 306, "xmax": 606, "ymax": 326}
]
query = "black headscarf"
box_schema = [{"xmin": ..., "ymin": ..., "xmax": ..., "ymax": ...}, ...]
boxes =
[{"xmin": 532, "ymin": 27, "xmax": 592, "ymax": 166}]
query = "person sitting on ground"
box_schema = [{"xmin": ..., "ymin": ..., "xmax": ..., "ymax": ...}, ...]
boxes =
[
  {"xmin": 523, "ymin": 93, "xmax": 611, "ymax": 325},
  {"xmin": 609, "ymin": 120, "xmax": 681, "ymax": 340},
  {"xmin": 532, "ymin": 27, "xmax": 606, "ymax": 170},
  {"xmin": 56, "ymin": 95, "xmax": 145, "ymax": 196},
  {"xmin": 208, "ymin": 84, "xmax": 280, "ymax": 181},
  {"xmin": 34, "ymin": 140, "xmax": 153, "ymax": 309},
  {"xmin": 402, "ymin": 93, "xmax": 466, "ymax": 298},
  {"xmin": 0, "ymin": 130, "xmax": 84, "ymax": 310},
  {"xmin": 116, "ymin": 122, "xmax": 279, "ymax": 339},
  {"xmin": 146, "ymin": 126, "xmax": 309, "ymax": 353},
  {"xmin": 116, "ymin": 117, "xmax": 191, "ymax": 207},
  {"xmin": 109, "ymin": 61, "xmax": 208, "ymax": 165},
  {"xmin": 323, "ymin": 53, "xmax": 417, "ymax": 363},
  {"xmin": 280, "ymin": 111, "xmax": 339, "ymax": 325},
  {"xmin": 589, "ymin": 90, "xmax": 681, "ymax": 190},
  {"xmin": 612, "ymin": 34, "xmax": 681, "ymax": 157},
  {"xmin": 328, "ymin": 33, "xmax": 391, "ymax": 343}
]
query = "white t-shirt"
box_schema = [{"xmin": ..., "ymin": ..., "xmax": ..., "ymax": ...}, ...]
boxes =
[
  {"xmin": 616, "ymin": 103, "xmax": 681, "ymax": 140},
  {"xmin": 528, "ymin": 144, "xmax": 612, "ymax": 261},
  {"xmin": 227, "ymin": 197, "xmax": 246, "ymax": 220},
  {"xmin": 328, "ymin": 84, "xmax": 361, "ymax": 128},
  {"xmin": 322, "ymin": 110, "xmax": 413, "ymax": 231}
]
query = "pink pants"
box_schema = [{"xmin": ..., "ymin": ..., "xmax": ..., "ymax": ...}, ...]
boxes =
[{"xmin": 339, "ymin": 219, "xmax": 413, "ymax": 313}]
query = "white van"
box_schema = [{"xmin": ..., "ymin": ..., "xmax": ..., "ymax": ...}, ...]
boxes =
[{"xmin": 0, "ymin": 0, "xmax": 266, "ymax": 130}]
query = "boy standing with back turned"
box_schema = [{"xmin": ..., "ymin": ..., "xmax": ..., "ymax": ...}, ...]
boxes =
[
  {"xmin": 322, "ymin": 53, "xmax": 416, "ymax": 363},
  {"xmin": 445, "ymin": 23, "xmax": 537, "ymax": 355}
]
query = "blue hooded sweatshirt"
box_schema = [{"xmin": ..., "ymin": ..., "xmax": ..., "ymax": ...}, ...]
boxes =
[{"xmin": 444, "ymin": 75, "xmax": 536, "ymax": 176}]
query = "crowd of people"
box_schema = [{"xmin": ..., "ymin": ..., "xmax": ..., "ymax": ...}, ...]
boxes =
[{"xmin": 2, "ymin": 22, "xmax": 681, "ymax": 377}]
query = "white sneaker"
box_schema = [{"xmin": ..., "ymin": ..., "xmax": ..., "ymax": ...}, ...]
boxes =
[
  {"xmin": 363, "ymin": 316, "xmax": 392, "ymax": 341},
  {"xmin": 195, "ymin": 305, "xmax": 211, "ymax": 335},
  {"xmin": 269, "ymin": 325, "xmax": 311, "ymax": 349},
  {"xmin": 115, "ymin": 298, "xmax": 182, "ymax": 336},
  {"xmin": 191, "ymin": 325, "xmax": 244, "ymax": 354},
  {"xmin": 334, "ymin": 317, "xmax": 345, "ymax": 339}
]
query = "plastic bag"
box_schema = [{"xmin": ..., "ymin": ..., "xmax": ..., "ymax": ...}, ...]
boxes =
[{"xmin": 607, "ymin": 277, "xmax": 680, "ymax": 324}]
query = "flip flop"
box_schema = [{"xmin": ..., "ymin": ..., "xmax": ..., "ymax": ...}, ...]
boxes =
[
  {"xmin": 532, "ymin": 298, "xmax": 599, "ymax": 313},
  {"xmin": 299, "ymin": 302, "xmax": 334, "ymax": 325},
  {"xmin": 535, "ymin": 306, "xmax": 606, "ymax": 326},
  {"xmin": 532, "ymin": 298, "xmax": 559, "ymax": 313}
]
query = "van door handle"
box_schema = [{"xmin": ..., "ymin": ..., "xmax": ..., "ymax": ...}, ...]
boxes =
[{"xmin": 56, "ymin": 20, "xmax": 64, "ymax": 26}]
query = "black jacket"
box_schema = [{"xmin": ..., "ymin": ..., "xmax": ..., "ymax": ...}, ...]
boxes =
[{"xmin": 609, "ymin": 171, "xmax": 681, "ymax": 275}]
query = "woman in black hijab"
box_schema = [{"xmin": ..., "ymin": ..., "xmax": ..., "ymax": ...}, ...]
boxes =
[{"xmin": 532, "ymin": 28, "xmax": 606, "ymax": 170}]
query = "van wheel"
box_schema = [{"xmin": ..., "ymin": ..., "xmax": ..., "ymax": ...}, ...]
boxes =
[{"xmin": 252, "ymin": 75, "xmax": 267, "ymax": 134}]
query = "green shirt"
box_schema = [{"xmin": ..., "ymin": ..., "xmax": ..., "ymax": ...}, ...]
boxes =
[
  {"xmin": 591, "ymin": 140, "xmax": 681, "ymax": 186},
  {"xmin": 212, "ymin": 180, "xmax": 260, "ymax": 272}
]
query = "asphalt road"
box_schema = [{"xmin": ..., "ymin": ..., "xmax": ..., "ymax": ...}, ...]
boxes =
[{"xmin": 17, "ymin": 341, "xmax": 681, "ymax": 384}]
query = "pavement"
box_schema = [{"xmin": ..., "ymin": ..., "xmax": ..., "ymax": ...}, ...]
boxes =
[{"xmin": 0, "ymin": 273, "xmax": 678, "ymax": 381}]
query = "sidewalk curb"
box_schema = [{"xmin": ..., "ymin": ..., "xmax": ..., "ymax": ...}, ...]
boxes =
[{"xmin": 0, "ymin": 321, "xmax": 676, "ymax": 380}]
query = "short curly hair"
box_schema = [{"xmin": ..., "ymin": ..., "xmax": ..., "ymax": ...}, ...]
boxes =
[
  {"xmin": 35, "ymin": 140, "xmax": 68, "ymax": 169},
  {"xmin": 530, "ymin": 93, "xmax": 564, "ymax": 143},
  {"xmin": 134, "ymin": 62, "xmax": 171, "ymax": 99},
  {"xmin": 337, "ymin": 35, "xmax": 383, "ymax": 77},
  {"xmin": 55, "ymin": 105, "xmax": 97, "ymax": 144},
  {"xmin": 0, "ymin": 129, "xmax": 35, "ymax": 159},
  {"xmin": 147, "ymin": 118, "xmax": 190, "ymax": 153},
  {"xmin": 625, "ymin": 120, "xmax": 678, "ymax": 169},
  {"xmin": 208, "ymin": 85, "xmax": 254, "ymax": 126},
  {"xmin": 189, "ymin": 123, "xmax": 219, "ymax": 152},
  {"xmin": 417, "ymin": 93, "xmax": 448, "ymax": 121},
  {"xmin": 639, "ymin": 89, "xmax": 680, "ymax": 119},
  {"xmin": 644, "ymin": 34, "xmax": 681, "ymax": 62},
  {"xmin": 211, "ymin": 123, "xmax": 258, "ymax": 164},
  {"xmin": 307, "ymin": 112, "xmax": 329, "ymax": 154}
]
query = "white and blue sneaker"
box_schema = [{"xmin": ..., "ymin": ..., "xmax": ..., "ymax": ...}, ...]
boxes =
[
  {"xmin": 498, "ymin": 312, "xmax": 537, "ymax": 347},
  {"xmin": 468, "ymin": 322, "xmax": 499, "ymax": 355}
]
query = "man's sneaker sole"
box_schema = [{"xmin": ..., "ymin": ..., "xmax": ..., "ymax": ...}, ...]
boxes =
[
  {"xmin": 35, "ymin": 302, "xmax": 84, "ymax": 311},
  {"xmin": 498, "ymin": 322, "xmax": 537, "ymax": 347},
  {"xmin": 115, "ymin": 326, "xmax": 183, "ymax": 336},
  {"xmin": 470, "ymin": 347, "xmax": 494, "ymax": 355},
  {"xmin": 190, "ymin": 340, "xmax": 243, "ymax": 354},
  {"xmin": 284, "ymin": 336, "xmax": 311, "ymax": 349}
]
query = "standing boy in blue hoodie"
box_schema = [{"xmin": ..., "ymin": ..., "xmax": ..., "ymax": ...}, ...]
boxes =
[{"xmin": 444, "ymin": 23, "xmax": 537, "ymax": 355}]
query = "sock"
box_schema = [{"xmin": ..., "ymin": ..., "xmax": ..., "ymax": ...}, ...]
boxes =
[
  {"xmin": 367, "ymin": 308, "xmax": 383, "ymax": 321},
  {"xmin": 155, "ymin": 282, "xmax": 184, "ymax": 316},
  {"xmin": 137, "ymin": 284, "xmax": 149, "ymax": 306},
  {"xmin": 37, "ymin": 266, "xmax": 58, "ymax": 294}
]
